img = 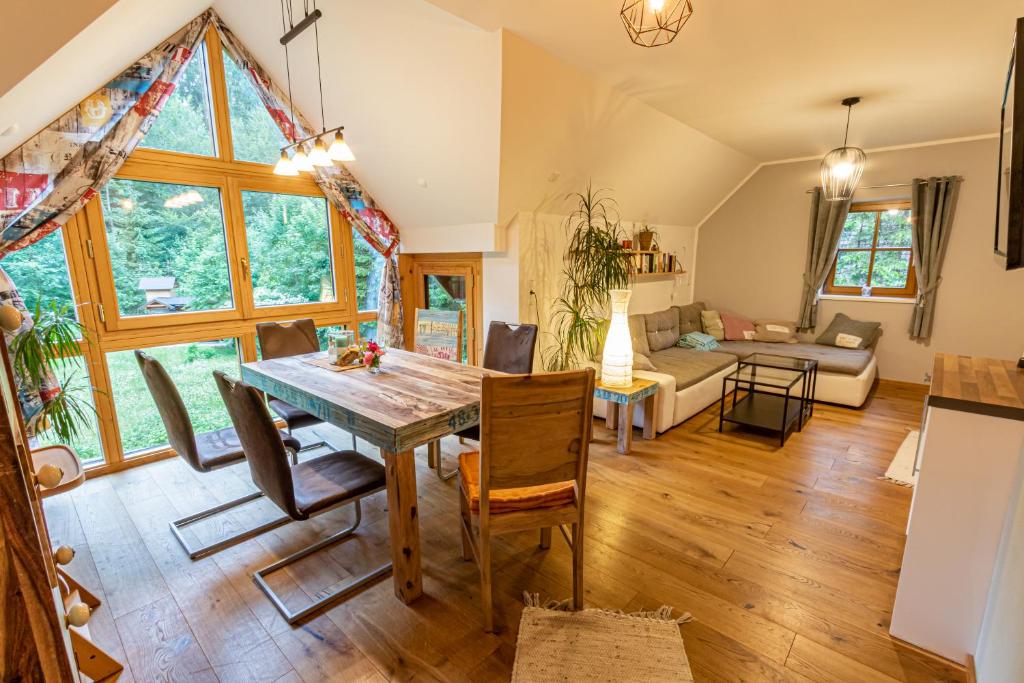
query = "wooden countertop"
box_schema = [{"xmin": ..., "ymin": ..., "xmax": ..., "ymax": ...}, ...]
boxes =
[{"xmin": 929, "ymin": 353, "xmax": 1024, "ymax": 420}]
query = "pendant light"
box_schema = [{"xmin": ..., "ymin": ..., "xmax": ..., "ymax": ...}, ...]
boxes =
[
  {"xmin": 820, "ymin": 97, "xmax": 867, "ymax": 201},
  {"xmin": 273, "ymin": 0, "xmax": 356, "ymax": 175},
  {"xmin": 621, "ymin": 0, "xmax": 694, "ymax": 48}
]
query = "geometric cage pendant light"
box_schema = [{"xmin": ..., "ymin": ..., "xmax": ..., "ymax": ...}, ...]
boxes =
[
  {"xmin": 620, "ymin": 0, "xmax": 695, "ymax": 48},
  {"xmin": 820, "ymin": 97, "xmax": 866, "ymax": 201}
]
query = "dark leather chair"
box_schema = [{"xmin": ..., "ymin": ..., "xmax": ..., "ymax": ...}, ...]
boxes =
[
  {"xmin": 134, "ymin": 350, "xmax": 300, "ymax": 560},
  {"xmin": 214, "ymin": 370, "xmax": 391, "ymax": 624},
  {"xmin": 255, "ymin": 318, "xmax": 355, "ymax": 451},
  {"xmin": 430, "ymin": 321, "xmax": 538, "ymax": 481}
]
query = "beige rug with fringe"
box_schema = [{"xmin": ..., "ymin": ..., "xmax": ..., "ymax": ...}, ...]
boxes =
[
  {"xmin": 883, "ymin": 430, "xmax": 919, "ymax": 487},
  {"xmin": 512, "ymin": 594, "xmax": 694, "ymax": 682}
]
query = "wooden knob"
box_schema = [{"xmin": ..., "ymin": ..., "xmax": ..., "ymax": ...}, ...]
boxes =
[
  {"xmin": 35, "ymin": 464, "xmax": 64, "ymax": 489},
  {"xmin": 0, "ymin": 304, "xmax": 22, "ymax": 332},
  {"xmin": 66, "ymin": 602, "xmax": 90, "ymax": 628},
  {"xmin": 54, "ymin": 545, "xmax": 75, "ymax": 565}
]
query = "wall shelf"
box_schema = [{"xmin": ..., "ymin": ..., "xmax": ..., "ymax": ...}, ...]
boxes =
[{"xmin": 631, "ymin": 271, "xmax": 686, "ymax": 282}]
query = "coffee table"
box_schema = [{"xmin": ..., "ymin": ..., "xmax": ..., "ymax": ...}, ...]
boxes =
[
  {"xmin": 718, "ymin": 353, "xmax": 817, "ymax": 446},
  {"xmin": 595, "ymin": 377, "xmax": 659, "ymax": 454}
]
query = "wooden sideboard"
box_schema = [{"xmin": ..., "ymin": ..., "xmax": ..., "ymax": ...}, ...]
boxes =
[{"xmin": 890, "ymin": 353, "xmax": 1024, "ymax": 664}]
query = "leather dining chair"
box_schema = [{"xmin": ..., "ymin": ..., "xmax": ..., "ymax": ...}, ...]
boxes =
[
  {"xmin": 134, "ymin": 350, "xmax": 300, "ymax": 560},
  {"xmin": 256, "ymin": 318, "xmax": 355, "ymax": 451},
  {"xmin": 214, "ymin": 370, "xmax": 392, "ymax": 624},
  {"xmin": 458, "ymin": 367, "xmax": 595, "ymax": 632},
  {"xmin": 431, "ymin": 321, "xmax": 538, "ymax": 481}
]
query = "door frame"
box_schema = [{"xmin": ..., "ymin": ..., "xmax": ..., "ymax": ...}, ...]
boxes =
[{"xmin": 400, "ymin": 253, "xmax": 482, "ymax": 364}]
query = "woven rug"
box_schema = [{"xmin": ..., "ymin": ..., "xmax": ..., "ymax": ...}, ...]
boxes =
[
  {"xmin": 512, "ymin": 594, "xmax": 694, "ymax": 682},
  {"xmin": 883, "ymin": 430, "xmax": 919, "ymax": 486}
]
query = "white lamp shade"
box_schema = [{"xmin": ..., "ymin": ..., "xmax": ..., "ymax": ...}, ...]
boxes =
[
  {"xmin": 601, "ymin": 289, "xmax": 633, "ymax": 387},
  {"xmin": 820, "ymin": 146, "xmax": 866, "ymax": 201},
  {"xmin": 291, "ymin": 147, "xmax": 314, "ymax": 172},
  {"xmin": 308, "ymin": 138, "xmax": 333, "ymax": 167},
  {"xmin": 273, "ymin": 151, "xmax": 298, "ymax": 176},
  {"xmin": 328, "ymin": 131, "xmax": 355, "ymax": 161}
]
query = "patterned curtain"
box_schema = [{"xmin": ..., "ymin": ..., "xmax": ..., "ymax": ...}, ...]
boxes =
[{"xmin": 0, "ymin": 9, "xmax": 404, "ymax": 347}]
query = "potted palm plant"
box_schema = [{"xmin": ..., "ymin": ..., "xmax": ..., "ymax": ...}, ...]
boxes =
[{"xmin": 544, "ymin": 185, "xmax": 631, "ymax": 371}]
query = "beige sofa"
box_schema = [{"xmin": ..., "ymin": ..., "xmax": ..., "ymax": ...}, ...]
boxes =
[{"xmin": 593, "ymin": 302, "xmax": 878, "ymax": 434}]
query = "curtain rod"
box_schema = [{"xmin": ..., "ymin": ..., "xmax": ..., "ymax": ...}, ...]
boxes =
[{"xmin": 804, "ymin": 178, "xmax": 965, "ymax": 194}]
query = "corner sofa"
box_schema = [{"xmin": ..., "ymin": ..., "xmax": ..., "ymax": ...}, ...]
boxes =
[{"xmin": 593, "ymin": 302, "xmax": 878, "ymax": 434}]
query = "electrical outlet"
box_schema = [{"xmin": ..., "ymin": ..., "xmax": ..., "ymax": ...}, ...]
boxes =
[{"xmin": 923, "ymin": 371, "xmax": 932, "ymax": 384}]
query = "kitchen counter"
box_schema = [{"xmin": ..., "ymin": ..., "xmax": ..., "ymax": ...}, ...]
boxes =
[{"xmin": 929, "ymin": 353, "xmax": 1024, "ymax": 420}]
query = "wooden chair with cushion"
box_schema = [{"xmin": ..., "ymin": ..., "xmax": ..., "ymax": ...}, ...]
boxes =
[
  {"xmin": 432, "ymin": 321, "xmax": 538, "ymax": 481},
  {"xmin": 458, "ymin": 368, "xmax": 595, "ymax": 632},
  {"xmin": 134, "ymin": 350, "xmax": 300, "ymax": 560},
  {"xmin": 256, "ymin": 318, "xmax": 355, "ymax": 451},
  {"xmin": 214, "ymin": 370, "xmax": 392, "ymax": 624}
]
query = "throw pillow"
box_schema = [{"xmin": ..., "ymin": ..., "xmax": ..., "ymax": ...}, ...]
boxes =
[
  {"xmin": 644, "ymin": 309, "xmax": 680, "ymax": 352},
  {"xmin": 721, "ymin": 312, "xmax": 756, "ymax": 341},
  {"xmin": 815, "ymin": 313, "xmax": 881, "ymax": 350},
  {"xmin": 627, "ymin": 314, "xmax": 651, "ymax": 357},
  {"xmin": 700, "ymin": 310, "xmax": 725, "ymax": 341},
  {"xmin": 634, "ymin": 352, "xmax": 657, "ymax": 371},
  {"xmin": 676, "ymin": 301, "xmax": 707, "ymax": 335},
  {"xmin": 753, "ymin": 319, "xmax": 798, "ymax": 343}
]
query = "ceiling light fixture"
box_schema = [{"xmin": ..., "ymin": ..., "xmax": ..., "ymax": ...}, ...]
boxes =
[
  {"xmin": 820, "ymin": 97, "xmax": 867, "ymax": 201},
  {"xmin": 273, "ymin": 0, "xmax": 356, "ymax": 176},
  {"xmin": 621, "ymin": 0, "xmax": 694, "ymax": 48}
]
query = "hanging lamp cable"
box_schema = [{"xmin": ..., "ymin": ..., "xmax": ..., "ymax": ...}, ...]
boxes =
[
  {"xmin": 312, "ymin": 0, "xmax": 327, "ymax": 134},
  {"xmin": 280, "ymin": 0, "xmax": 297, "ymax": 141}
]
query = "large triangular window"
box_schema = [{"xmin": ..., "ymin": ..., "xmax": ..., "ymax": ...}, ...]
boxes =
[
  {"xmin": 222, "ymin": 50, "xmax": 289, "ymax": 165},
  {"xmin": 139, "ymin": 42, "xmax": 217, "ymax": 157}
]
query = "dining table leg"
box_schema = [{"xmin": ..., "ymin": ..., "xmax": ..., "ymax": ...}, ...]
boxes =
[{"xmin": 382, "ymin": 448, "xmax": 422, "ymax": 604}]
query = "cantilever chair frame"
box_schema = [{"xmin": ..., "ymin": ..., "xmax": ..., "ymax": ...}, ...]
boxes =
[
  {"xmin": 134, "ymin": 350, "xmax": 297, "ymax": 561},
  {"xmin": 214, "ymin": 371, "xmax": 392, "ymax": 625}
]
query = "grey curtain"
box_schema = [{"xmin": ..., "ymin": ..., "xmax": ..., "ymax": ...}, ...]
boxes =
[
  {"xmin": 909, "ymin": 176, "xmax": 962, "ymax": 341},
  {"xmin": 797, "ymin": 187, "xmax": 851, "ymax": 331}
]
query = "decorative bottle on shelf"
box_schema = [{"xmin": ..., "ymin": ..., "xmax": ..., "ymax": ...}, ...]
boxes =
[{"xmin": 601, "ymin": 289, "xmax": 634, "ymax": 387}]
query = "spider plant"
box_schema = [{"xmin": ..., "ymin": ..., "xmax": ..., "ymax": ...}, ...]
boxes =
[
  {"xmin": 9, "ymin": 301, "xmax": 96, "ymax": 443},
  {"xmin": 543, "ymin": 185, "xmax": 631, "ymax": 371}
]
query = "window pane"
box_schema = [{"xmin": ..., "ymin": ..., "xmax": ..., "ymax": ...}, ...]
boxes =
[
  {"xmin": 352, "ymin": 229, "xmax": 384, "ymax": 311},
  {"xmin": 838, "ymin": 212, "xmax": 876, "ymax": 248},
  {"xmin": 107, "ymin": 339, "xmax": 240, "ymax": 455},
  {"xmin": 358, "ymin": 320, "xmax": 378, "ymax": 341},
  {"xmin": 878, "ymin": 209, "xmax": 912, "ymax": 247},
  {"xmin": 35, "ymin": 356, "xmax": 104, "ymax": 465},
  {"xmin": 1, "ymin": 228, "xmax": 75, "ymax": 316},
  {"xmin": 101, "ymin": 179, "xmax": 233, "ymax": 317},
  {"xmin": 140, "ymin": 42, "xmax": 216, "ymax": 157},
  {"xmin": 425, "ymin": 274, "xmax": 467, "ymax": 363},
  {"xmin": 871, "ymin": 250, "xmax": 911, "ymax": 288},
  {"xmin": 242, "ymin": 191, "xmax": 335, "ymax": 307},
  {"xmin": 833, "ymin": 251, "xmax": 870, "ymax": 287},
  {"xmin": 223, "ymin": 50, "xmax": 289, "ymax": 165}
]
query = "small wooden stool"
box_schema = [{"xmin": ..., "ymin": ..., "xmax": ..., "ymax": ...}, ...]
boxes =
[{"xmin": 595, "ymin": 378, "xmax": 659, "ymax": 454}]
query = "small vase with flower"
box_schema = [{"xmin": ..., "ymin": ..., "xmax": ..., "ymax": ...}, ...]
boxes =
[{"xmin": 363, "ymin": 341, "xmax": 385, "ymax": 374}]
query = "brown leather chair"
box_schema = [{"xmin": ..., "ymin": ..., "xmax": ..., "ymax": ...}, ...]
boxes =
[
  {"xmin": 255, "ymin": 318, "xmax": 355, "ymax": 451},
  {"xmin": 458, "ymin": 368, "xmax": 595, "ymax": 632},
  {"xmin": 431, "ymin": 321, "xmax": 538, "ymax": 481},
  {"xmin": 214, "ymin": 370, "xmax": 392, "ymax": 624},
  {"xmin": 134, "ymin": 350, "xmax": 300, "ymax": 560}
]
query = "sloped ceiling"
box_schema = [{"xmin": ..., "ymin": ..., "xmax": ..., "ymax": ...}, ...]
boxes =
[{"xmin": 426, "ymin": 0, "xmax": 1024, "ymax": 161}]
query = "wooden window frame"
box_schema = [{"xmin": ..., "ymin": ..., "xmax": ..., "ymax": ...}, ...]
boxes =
[
  {"xmin": 31, "ymin": 25, "xmax": 380, "ymax": 476},
  {"xmin": 401, "ymin": 253, "xmax": 483, "ymax": 364},
  {"xmin": 823, "ymin": 200, "xmax": 917, "ymax": 298}
]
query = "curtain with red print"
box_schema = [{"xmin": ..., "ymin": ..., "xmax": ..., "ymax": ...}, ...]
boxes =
[{"xmin": 0, "ymin": 9, "xmax": 404, "ymax": 348}]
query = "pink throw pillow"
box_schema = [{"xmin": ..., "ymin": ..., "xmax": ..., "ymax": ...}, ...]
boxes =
[{"xmin": 721, "ymin": 312, "xmax": 755, "ymax": 341}]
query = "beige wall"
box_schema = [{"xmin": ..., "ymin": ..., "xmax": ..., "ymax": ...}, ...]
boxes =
[{"xmin": 695, "ymin": 137, "xmax": 1024, "ymax": 383}]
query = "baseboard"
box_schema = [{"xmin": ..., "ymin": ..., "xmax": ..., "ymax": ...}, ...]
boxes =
[
  {"xmin": 966, "ymin": 654, "xmax": 977, "ymax": 683},
  {"xmin": 888, "ymin": 635, "xmax": 968, "ymax": 675}
]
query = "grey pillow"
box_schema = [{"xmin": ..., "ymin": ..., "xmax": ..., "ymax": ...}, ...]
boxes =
[
  {"xmin": 628, "ymin": 313, "xmax": 651, "ymax": 357},
  {"xmin": 676, "ymin": 301, "xmax": 707, "ymax": 335},
  {"xmin": 644, "ymin": 309, "xmax": 680, "ymax": 352},
  {"xmin": 815, "ymin": 313, "xmax": 881, "ymax": 349},
  {"xmin": 633, "ymin": 352, "xmax": 657, "ymax": 371}
]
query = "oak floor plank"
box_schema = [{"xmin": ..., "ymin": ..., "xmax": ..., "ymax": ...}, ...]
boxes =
[{"xmin": 115, "ymin": 595, "xmax": 217, "ymax": 682}]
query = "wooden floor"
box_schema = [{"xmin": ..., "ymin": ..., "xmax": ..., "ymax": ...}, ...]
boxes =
[{"xmin": 46, "ymin": 380, "xmax": 966, "ymax": 682}]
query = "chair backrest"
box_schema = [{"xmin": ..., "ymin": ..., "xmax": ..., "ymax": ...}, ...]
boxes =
[
  {"xmin": 414, "ymin": 308, "xmax": 463, "ymax": 362},
  {"xmin": 481, "ymin": 321, "xmax": 538, "ymax": 374},
  {"xmin": 479, "ymin": 368, "xmax": 595, "ymax": 499},
  {"xmin": 134, "ymin": 350, "xmax": 202, "ymax": 471},
  {"xmin": 256, "ymin": 318, "xmax": 319, "ymax": 360},
  {"xmin": 213, "ymin": 371, "xmax": 302, "ymax": 519}
]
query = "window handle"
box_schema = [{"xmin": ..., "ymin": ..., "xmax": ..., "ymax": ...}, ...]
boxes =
[{"xmin": 241, "ymin": 257, "xmax": 250, "ymax": 276}]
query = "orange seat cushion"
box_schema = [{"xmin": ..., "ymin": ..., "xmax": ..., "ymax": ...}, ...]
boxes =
[{"xmin": 458, "ymin": 451, "xmax": 576, "ymax": 514}]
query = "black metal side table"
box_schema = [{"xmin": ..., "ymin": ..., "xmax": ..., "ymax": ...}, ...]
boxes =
[{"xmin": 718, "ymin": 353, "xmax": 818, "ymax": 446}]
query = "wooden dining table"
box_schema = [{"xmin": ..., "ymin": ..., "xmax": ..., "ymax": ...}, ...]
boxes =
[{"xmin": 240, "ymin": 348, "xmax": 494, "ymax": 604}]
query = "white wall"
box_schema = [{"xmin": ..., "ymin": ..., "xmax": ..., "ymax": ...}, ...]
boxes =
[{"xmin": 694, "ymin": 137, "xmax": 1024, "ymax": 383}]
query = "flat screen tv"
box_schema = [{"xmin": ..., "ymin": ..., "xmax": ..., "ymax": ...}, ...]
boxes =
[{"xmin": 996, "ymin": 16, "xmax": 1024, "ymax": 270}]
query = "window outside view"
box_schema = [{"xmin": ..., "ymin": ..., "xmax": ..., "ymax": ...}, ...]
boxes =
[{"xmin": 832, "ymin": 207, "xmax": 913, "ymax": 291}]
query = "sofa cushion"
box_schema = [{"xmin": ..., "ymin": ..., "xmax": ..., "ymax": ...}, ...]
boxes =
[
  {"xmin": 721, "ymin": 312, "xmax": 756, "ymax": 341},
  {"xmin": 627, "ymin": 313, "xmax": 651, "ymax": 357},
  {"xmin": 716, "ymin": 340, "xmax": 874, "ymax": 376},
  {"xmin": 645, "ymin": 309, "xmax": 680, "ymax": 352},
  {"xmin": 648, "ymin": 347, "xmax": 737, "ymax": 390},
  {"xmin": 815, "ymin": 312, "xmax": 881, "ymax": 349},
  {"xmin": 676, "ymin": 301, "xmax": 706, "ymax": 335},
  {"xmin": 753, "ymin": 320, "xmax": 798, "ymax": 343},
  {"xmin": 701, "ymin": 310, "xmax": 725, "ymax": 340}
]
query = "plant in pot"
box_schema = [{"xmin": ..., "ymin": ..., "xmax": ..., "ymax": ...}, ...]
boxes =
[
  {"xmin": 543, "ymin": 185, "xmax": 631, "ymax": 371},
  {"xmin": 7, "ymin": 301, "xmax": 96, "ymax": 447},
  {"xmin": 634, "ymin": 222, "xmax": 659, "ymax": 251}
]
